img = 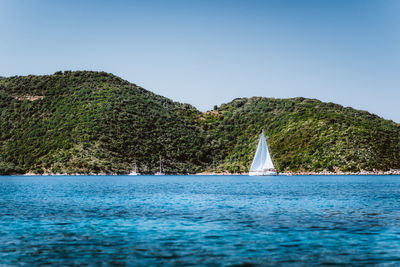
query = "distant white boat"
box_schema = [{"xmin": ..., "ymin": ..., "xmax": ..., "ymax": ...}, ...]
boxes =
[
  {"xmin": 249, "ymin": 130, "xmax": 278, "ymax": 176},
  {"xmin": 155, "ymin": 155, "xmax": 165, "ymax": 175},
  {"xmin": 128, "ymin": 162, "xmax": 139, "ymax": 176}
]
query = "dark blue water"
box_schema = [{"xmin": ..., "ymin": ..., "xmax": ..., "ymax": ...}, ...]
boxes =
[{"xmin": 0, "ymin": 175, "xmax": 399, "ymax": 266}]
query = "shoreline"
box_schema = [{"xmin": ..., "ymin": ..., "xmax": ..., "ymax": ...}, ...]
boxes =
[
  {"xmin": 7, "ymin": 170, "xmax": 400, "ymax": 176},
  {"xmin": 196, "ymin": 170, "xmax": 400, "ymax": 176}
]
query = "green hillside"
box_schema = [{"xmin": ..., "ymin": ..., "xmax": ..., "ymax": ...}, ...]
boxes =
[
  {"xmin": 202, "ymin": 97, "xmax": 400, "ymax": 173},
  {"xmin": 0, "ymin": 71, "xmax": 399, "ymax": 174},
  {"xmin": 0, "ymin": 71, "xmax": 209, "ymax": 174}
]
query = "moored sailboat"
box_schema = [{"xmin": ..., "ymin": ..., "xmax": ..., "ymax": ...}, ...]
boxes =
[
  {"xmin": 128, "ymin": 162, "xmax": 139, "ymax": 175},
  {"xmin": 155, "ymin": 155, "xmax": 165, "ymax": 175},
  {"xmin": 249, "ymin": 130, "xmax": 277, "ymax": 176}
]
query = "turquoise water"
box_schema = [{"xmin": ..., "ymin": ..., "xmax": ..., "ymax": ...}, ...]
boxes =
[{"xmin": 0, "ymin": 175, "xmax": 399, "ymax": 266}]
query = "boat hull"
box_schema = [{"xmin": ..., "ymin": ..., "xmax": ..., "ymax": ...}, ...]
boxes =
[{"xmin": 249, "ymin": 170, "xmax": 278, "ymax": 176}]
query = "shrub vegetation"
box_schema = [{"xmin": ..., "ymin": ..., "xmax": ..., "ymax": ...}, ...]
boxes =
[{"xmin": 0, "ymin": 71, "xmax": 399, "ymax": 174}]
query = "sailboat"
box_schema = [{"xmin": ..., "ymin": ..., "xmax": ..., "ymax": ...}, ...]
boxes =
[
  {"xmin": 155, "ymin": 155, "xmax": 165, "ymax": 175},
  {"xmin": 249, "ymin": 130, "xmax": 278, "ymax": 176},
  {"xmin": 128, "ymin": 162, "xmax": 140, "ymax": 175}
]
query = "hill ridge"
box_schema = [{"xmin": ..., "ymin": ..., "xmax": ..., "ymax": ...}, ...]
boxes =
[{"xmin": 0, "ymin": 71, "xmax": 399, "ymax": 174}]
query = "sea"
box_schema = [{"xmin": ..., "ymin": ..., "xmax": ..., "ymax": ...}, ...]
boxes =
[{"xmin": 0, "ymin": 175, "xmax": 399, "ymax": 266}]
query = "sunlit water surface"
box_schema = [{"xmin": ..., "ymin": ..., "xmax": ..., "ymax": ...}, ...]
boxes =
[{"xmin": 0, "ymin": 175, "xmax": 399, "ymax": 266}]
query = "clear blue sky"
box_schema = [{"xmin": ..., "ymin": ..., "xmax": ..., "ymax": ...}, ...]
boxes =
[{"xmin": 1, "ymin": 0, "xmax": 399, "ymax": 121}]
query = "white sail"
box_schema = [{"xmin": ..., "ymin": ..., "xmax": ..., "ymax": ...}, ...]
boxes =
[{"xmin": 249, "ymin": 130, "xmax": 277, "ymax": 176}]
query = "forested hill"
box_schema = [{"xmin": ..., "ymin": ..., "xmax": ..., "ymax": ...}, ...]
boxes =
[{"xmin": 0, "ymin": 71, "xmax": 399, "ymax": 174}]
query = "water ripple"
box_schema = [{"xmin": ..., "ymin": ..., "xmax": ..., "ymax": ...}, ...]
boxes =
[{"xmin": 0, "ymin": 175, "xmax": 399, "ymax": 265}]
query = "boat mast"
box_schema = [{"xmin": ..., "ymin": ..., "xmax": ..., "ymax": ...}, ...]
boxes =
[{"xmin": 159, "ymin": 155, "xmax": 162, "ymax": 173}]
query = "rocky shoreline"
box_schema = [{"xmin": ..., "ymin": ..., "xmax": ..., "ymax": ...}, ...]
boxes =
[
  {"xmin": 196, "ymin": 170, "xmax": 400, "ymax": 176},
  {"xmin": 13, "ymin": 170, "xmax": 400, "ymax": 176},
  {"xmin": 283, "ymin": 170, "xmax": 400, "ymax": 175}
]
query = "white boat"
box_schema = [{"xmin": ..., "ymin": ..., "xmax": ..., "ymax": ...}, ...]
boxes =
[
  {"xmin": 155, "ymin": 155, "xmax": 165, "ymax": 175},
  {"xmin": 249, "ymin": 130, "xmax": 278, "ymax": 176},
  {"xmin": 128, "ymin": 162, "xmax": 139, "ymax": 175}
]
